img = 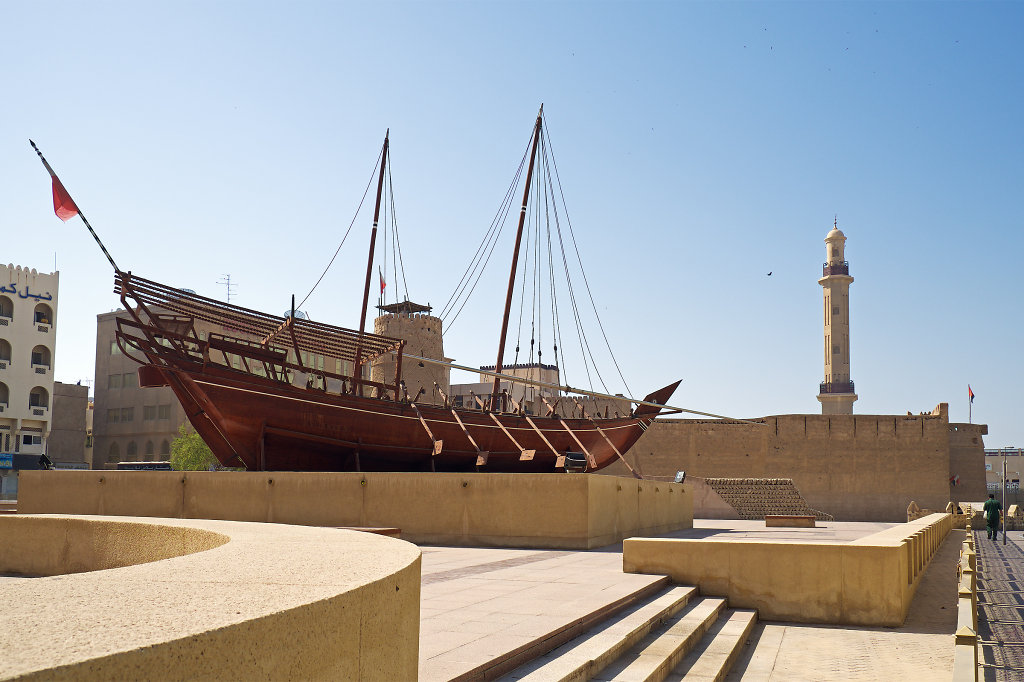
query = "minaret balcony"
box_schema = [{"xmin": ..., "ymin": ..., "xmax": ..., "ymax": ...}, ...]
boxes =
[
  {"xmin": 820, "ymin": 380, "xmax": 855, "ymax": 394},
  {"xmin": 822, "ymin": 261, "xmax": 849, "ymax": 276}
]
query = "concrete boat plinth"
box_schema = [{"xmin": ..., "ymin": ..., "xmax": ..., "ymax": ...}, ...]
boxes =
[{"xmin": 18, "ymin": 471, "xmax": 692, "ymax": 549}]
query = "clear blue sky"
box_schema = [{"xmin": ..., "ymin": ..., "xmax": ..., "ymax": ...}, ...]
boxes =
[{"xmin": 2, "ymin": 1, "xmax": 1021, "ymax": 447}]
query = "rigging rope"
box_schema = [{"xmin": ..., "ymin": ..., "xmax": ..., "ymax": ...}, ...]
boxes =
[
  {"xmin": 297, "ymin": 145, "xmax": 384, "ymax": 311},
  {"xmin": 542, "ymin": 118, "xmax": 633, "ymax": 397},
  {"xmin": 440, "ymin": 143, "xmax": 529, "ymax": 333},
  {"xmin": 386, "ymin": 161, "xmax": 410, "ymax": 303}
]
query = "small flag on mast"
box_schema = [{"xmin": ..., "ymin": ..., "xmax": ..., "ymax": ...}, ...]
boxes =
[
  {"xmin": 969, "ymin": 385, "xmax": 975, "ymax": 403},
  {"xmin": 51, "ymin": 175, "xmax": 79, "ymax": 222},
  {"xmin": 379, "ymin": 267, "xmax": 386, "ymax": 294}
]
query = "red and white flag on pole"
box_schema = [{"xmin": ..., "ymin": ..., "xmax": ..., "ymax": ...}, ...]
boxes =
[
  {"xmin": 379, "ymin": 267, "xmax": 386, "ymax": 294},
  {"xmin": 51, "ymin": 175, "xmax": 79, "ymax": 222}
]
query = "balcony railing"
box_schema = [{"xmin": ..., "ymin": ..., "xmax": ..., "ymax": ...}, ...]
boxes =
[
  {"xmin": 822, "ymin": 261, "xmax": 850, "ymax": 276},
  {"xmin": 820, "ymin": 380, "xmax": 855, "ymax": 395}
]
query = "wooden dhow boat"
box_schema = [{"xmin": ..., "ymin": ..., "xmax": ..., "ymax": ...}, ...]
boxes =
[{"xmin": 30, "ymin": 110, "xmax": 740, "ymax": 474}]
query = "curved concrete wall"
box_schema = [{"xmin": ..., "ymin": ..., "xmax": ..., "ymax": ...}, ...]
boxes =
[{"xmin": 1, "ymin": 515, "xmax": 420, "ymax": 681}]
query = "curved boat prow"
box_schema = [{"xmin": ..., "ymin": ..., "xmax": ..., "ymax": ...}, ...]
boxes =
[{"xmin": 633, "ymin": 380, "xmax": 682, "ymax": 418}]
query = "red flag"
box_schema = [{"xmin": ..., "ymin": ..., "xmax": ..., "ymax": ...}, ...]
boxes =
[
  {"xmin": 968, "ymin": 385, "xmax": 975, "ymax": 403},
  {"xmin": 379, "ymin": 267, "xmax": 386, "ymax": 293},
  {"xmin": 51, "ymin": 176, "xmax": 79, "ymax": 222}
]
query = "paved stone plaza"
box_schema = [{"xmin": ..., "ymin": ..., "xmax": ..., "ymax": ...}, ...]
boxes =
[{"xmin": 418, "ymin": 520, "xmax": 962, "ymax": 681}]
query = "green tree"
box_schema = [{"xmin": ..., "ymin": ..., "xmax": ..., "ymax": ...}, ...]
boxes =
[{"xmin": 169, "ymin": 423, "xmax": 219, "ymax": 471}]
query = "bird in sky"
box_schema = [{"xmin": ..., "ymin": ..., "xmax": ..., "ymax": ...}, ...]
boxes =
[{"xmin": 767, "ymin": 271, "xmax": 773, "ymax": 276}]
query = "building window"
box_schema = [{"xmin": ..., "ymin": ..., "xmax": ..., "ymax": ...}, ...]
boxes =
[
  {"xmin": 832, "ymin": 306, "xmax": 840, "ymax": 315},
  {"xmin": 106, "ymin": 442, "xmax": 120, "ymax": 462},
  {"xmin": 29, "ymin": 387, "xmax": 49, "ymax": 408},
  {"xmin": 33, "ymin": 304, "xmax": 53, "ymax": 325},
  {"xmin": 120, "ymin": 407, "xmax": 134, "ymax": 422},
  {"xmin": 110, "ymin": 341, "xmax": 122, "ymax": 356},
  {"xmin": 160, "ymin": 440, "xmax": 170, "ymax": 455},
  {"xmin": 108, "ymin": 374, "xmax": 122, "ymax": 389},
  {"xmin": 145, "ymin": 441, "xmax": 154, "ymax": 456},
  {"xmin": 122, "ymin": 372, "xmax": 137, "ymax": 388},
  {"xmin": 126, "ymin": 441, "xmax": 137, "ymax": 458},
  {"xmin": 143, "ymin": 405, "xmax": 157, "ymax": 421},
  {"xmin": 31, "ymin": 346, "xmax": 51, "ymax": 368},
  {"xmin": 107, "ymin": 409, "xmax": 119, "ymax": 424},
  {"xmin": 0, "ymin": 296, "xmax": 12, "ymax": 319},
  {"xmin": 158, "ymin": 404, "xmax": 171, "ymax": 420},
  {"xmin": 22, "ymin": 435, "xmax": 42, "ymax": 446}
]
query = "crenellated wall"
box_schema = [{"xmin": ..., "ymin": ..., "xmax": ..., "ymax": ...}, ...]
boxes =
[{"xmin": 603, "ymin": 403, "xmax": 984, "ymax": 522}]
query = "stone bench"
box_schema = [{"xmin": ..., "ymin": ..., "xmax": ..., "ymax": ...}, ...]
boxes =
[{"xmin": 765, "ymin": 515, "xmax": 816, "ymax": 528}]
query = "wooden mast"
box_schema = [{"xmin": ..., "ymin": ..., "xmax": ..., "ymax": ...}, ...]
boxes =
[
  {"xmin": 353, "ymin": 131, "xmax": 390, "ymax": 396},
  {"xmin": 491, "ymin": 106, "xmax": 543, "ymax": 411}
]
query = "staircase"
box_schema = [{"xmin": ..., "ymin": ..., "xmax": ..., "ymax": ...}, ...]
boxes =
[
  {"xmin": 500, "ymin": 585, "xmax": 756, "ymax": 682},
  {"xmin": 703, "ymin": 478, "xmax": 832, "ymax": 521}
]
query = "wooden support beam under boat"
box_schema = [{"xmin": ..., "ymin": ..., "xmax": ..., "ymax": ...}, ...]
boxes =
[
  {"xmin": 487, "ymin": 413, "xmax": 536, "ymax": 461},
  {"xmin": 589, "ymin": 418, "xmax": 640, "ymax": 479},
  {"xmin": 524, "ymin": 415, "xmax": 560, "ymax": 460},
  {"xmin": 542, "ymin": 396, "xmax": 596, "ymax": 469},
  {"xmin": 409, "ymin": 402, "xmax": 443, "ymax": 456}
]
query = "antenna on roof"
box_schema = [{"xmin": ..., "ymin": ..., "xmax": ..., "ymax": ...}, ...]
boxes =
[{"xmin": 217, "ymin": 274, "xmax": 236, "ymax": 303}]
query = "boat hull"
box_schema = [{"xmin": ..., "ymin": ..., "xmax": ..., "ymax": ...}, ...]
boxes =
[{"xmin": 142, "ymin": 362, "xmax": 664, "ymax": 473}]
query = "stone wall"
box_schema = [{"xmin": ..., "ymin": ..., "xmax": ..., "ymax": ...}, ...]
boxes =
[
  {"xmin": 601, "ymin": 404, "xmax": 979, "ymax": 522},
  {"xmin": 947, "ymin": 422, "xmax": 988, "ymax": 503}
]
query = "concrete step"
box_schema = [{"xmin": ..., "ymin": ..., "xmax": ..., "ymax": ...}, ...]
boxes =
[
  {"xmin": 593, "ymin": 597, "xmax": 726, "ymax": 682},
  {"xmin": 664, "ymin": 609, "xmax": 757, "ymax": 682},
  {"xmin": 502, "ymin": 585, "xmax": 697, "ymax": 682},
  {"xmin": 469, "ymin": 575, "xmax": 673, "ymax": 682}
]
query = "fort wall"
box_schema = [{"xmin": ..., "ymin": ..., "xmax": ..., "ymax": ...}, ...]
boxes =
[
  {"xmin": 947, "ymin": 422, "xmax": 988, "ymax": 503},
  {"xmin": 602, "ymin": 404, "xmax": 982, "ymax": 522}
]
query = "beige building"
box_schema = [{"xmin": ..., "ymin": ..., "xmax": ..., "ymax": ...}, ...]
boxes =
[
  {"xmin": 985, "ymin": 447, "xmax": 1022, "ymax": 506},
  {"xmin": 93, "ymin": 309, "xmax": 189, "ymax": 468},
  {"xmin": 0, "ymin": 265, "xmax": 58, "ymax": 457},
  {"xmin": 817, "ymin": 222, "xmax": 858, "ymax": 414}
]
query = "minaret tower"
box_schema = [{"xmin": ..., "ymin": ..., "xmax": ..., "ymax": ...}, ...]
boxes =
[{"xmin": 817, "ymin": 219, "xmax": 857, "ymax": 414}]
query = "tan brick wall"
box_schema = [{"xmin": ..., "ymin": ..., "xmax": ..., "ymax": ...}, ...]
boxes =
[{"xmin": 603, "ymin": 409, "xmax": 977, "ymax": 522}]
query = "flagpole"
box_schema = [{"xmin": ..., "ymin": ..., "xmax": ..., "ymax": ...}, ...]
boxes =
[{"xmin": 29, "ymin": 140, "xmax": 122, "ymax": 274}]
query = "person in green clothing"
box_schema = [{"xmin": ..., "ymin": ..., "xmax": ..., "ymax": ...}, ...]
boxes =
[{"xmin": 983, "ymin": 493, "xmax": 1002, "ymax": 540}]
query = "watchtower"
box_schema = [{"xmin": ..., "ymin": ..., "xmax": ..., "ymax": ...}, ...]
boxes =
[{"xmin": 371, "ymin": 301, "xmax": 449, "ymax": 403}]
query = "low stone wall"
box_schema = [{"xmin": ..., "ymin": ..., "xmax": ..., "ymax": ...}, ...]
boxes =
[
  {"xmin": 0, "ymin": 515, "xmax": 421, "ymax": 681},
  {"xmin": 623, "ymin": 512, "xmax": 952, "ymax": 626},
  {"xmin": 18, "ymin": 471, "xmax": 692, "ymax": 550}
]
